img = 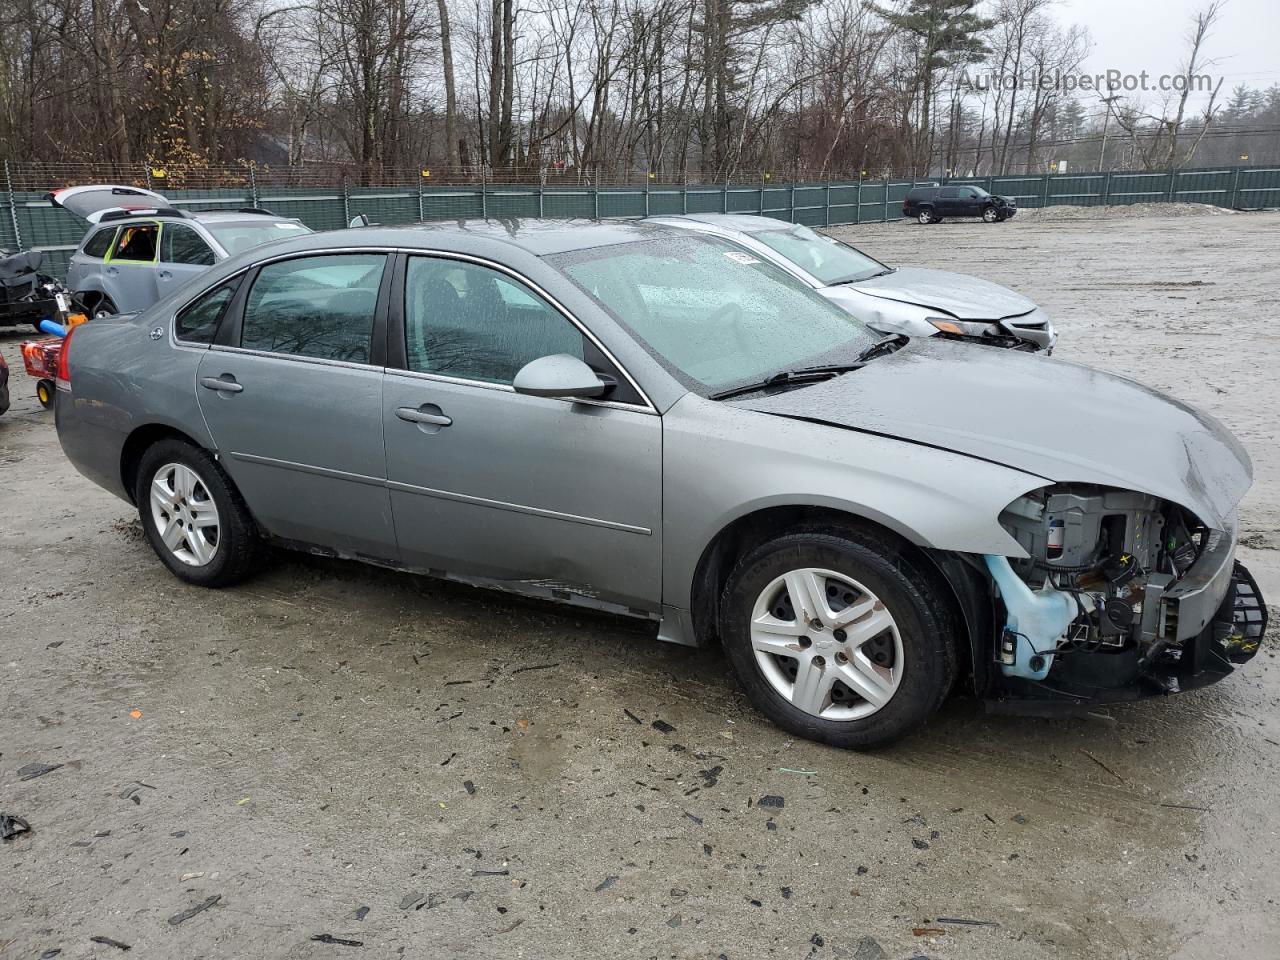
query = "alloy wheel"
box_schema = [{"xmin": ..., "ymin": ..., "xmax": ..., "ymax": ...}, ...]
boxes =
[
  {"xmin": 149, "ymin": 462, "xmax": 220, "ymax": 566},
  {"xmin": 983, "ymin": 207, "xmax": 999, "ymax": 222},
  {"xmin": 749, "ymin": 567, "xmax": 903, "ymax": 721}
]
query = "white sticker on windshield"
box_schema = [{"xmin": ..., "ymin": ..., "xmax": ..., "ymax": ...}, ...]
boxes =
[
  {"xmin": 723, "ymin": 251, "xmax": 761, "ymax": 265},
  {"xmin": 275, "ymin": 223, "xmax": 305, "ymax": 229}
]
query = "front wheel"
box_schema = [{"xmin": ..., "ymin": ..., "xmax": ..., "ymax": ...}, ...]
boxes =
[
  {"xmin": 135, "ymin": 439, "xmax": 262, "ymax": 587},
  {"xmin": 982, "ymin": 206, "xmax": 1001, "ymax": 223},
  {"xmin": 719, "ymin": 528, "xmax": 958, "ymax": 749}
]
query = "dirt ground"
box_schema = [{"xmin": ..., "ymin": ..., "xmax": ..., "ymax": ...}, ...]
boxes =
[{"xmin": 2, "ymin": 210, "xmax": 1278, "ymax": 960}]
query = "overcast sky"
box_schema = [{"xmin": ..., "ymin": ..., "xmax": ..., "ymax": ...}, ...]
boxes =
[{"xmin": 1059, "ymin": 0, "xmax": 1278, "ymax": 110}]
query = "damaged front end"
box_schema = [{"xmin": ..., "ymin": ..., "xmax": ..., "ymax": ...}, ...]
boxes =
[{"xmin": 982, "ymin": 485, "xmax": 1267, "ymax": 710}]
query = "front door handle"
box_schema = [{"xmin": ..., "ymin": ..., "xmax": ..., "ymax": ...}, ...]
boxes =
[
  {"xmin": 396, "ymin": 405, "xmax": 452, "ymax": 427},
  {"xmin": 159, "ymin": 269, "xmax": 173, "ymax": 280},
  {"xmin": 200, "ymin": 375, "xmax": 243, "ymax": 394}
]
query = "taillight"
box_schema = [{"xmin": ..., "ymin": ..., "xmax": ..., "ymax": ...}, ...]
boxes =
[{"xmin": 56, "ymin": 324, "xmax": 77, "ymax": 384}]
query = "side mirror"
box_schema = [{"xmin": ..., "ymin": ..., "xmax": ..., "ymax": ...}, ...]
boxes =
[
  {"xmin": 513, "ymin": 354, "xmax": 611, "ymax": 400},
  {"xmin": 348, "ymin": 213, "xmax": 371, "ymax": 228}
]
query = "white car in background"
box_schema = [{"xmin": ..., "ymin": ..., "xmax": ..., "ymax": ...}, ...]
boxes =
[{"xmin": 645, "ymin": 213, "xmax": 1056, "ymax": 353}]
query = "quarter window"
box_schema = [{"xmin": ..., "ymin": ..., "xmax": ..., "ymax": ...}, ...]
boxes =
[
  {"xmin": 403, "ymin": 257, "xmax": 584, "ymax": 384},
  {"xmin": 176, "ymin": 279, "xmax": 240, "ymax": 344},
  {"xmin": 241, "ymin": 254, "xmax": 385, "ymax": 363},
  {"xmin": 111, "ymin": 223, "xmax": 158, "ymax": 262},
  {"xmin": 82, "ymin": 227, "xmax": 116, "ymax": 259},
  {"xmin": 161, "ymin": 223, "xmax": 215, "ymax": 266}
]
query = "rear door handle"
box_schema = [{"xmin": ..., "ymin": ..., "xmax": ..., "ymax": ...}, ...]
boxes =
[
  {"xmin": 159, "ymin": 269, "xmax": 173, "ymax": 280},
  {"xmin": 396, "ymin": 405, "xmax": 451, "ymax": 427},
  {"xmin": 200, "ymin": 376, "xmax": 243, "ymax": 394}
]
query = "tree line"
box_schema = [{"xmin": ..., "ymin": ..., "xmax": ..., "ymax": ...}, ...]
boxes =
[{"xmin": 0, "ymin": 0, "xmax": 1273, "ymax": 184}]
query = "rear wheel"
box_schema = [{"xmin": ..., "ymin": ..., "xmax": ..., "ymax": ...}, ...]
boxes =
[
  {"xmin": 85, "ymin": 294, "xmax": 118, "ymax": 319},
  {"xmin": 719, "ymin": 527, "xmax": 958, "ymax": 748},
  {"xmin": 917, "ymin": 208, "xmax": 936, "ymax": 225},
  {"xmin": 35, "ymin": 378, "xmax": 55, "ymax": 409},
  {"xmin": 135, "ymin": 439, "xmax": 262, "ymax": 587}
]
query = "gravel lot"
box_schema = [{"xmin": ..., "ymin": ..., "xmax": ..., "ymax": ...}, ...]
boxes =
[{"xmin": 2, "ymin": 210, "xmax": 1278, "ymax": 960}]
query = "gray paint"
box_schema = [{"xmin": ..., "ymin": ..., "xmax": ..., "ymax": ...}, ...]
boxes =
[
  {"xmin": 54, "ymin": 219, "xmax": 1252, "ymax": 650},
  {"xmin": 738, "ymin": 337, "xmax": 1251, "ymax": 530}
]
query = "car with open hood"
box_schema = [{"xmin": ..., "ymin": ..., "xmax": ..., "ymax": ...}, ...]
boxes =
[
  {"xmin": 645, "ymin": 214, "xmax": 1054, "ymax": 352},
  {"xmin": 51, "ymin": 219, "xmax": 1266, "ymax": 748},
  {"xmin": 49, "ymin": 184, "xmax": 311, "ymax": 316}
]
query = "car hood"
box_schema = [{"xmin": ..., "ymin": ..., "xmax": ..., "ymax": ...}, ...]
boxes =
[
  {"xmin": 734, "ymin": 338, "xmax": 1251, "ymax": 528},
  {"xmin": 851, "ymin": 267, "xmax": 1036, "ymax": 321}
]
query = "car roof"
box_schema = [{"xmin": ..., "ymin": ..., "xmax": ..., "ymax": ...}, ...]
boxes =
[
  {"xmin": 220, "ymin": 218, "xmax": 693, "ymax": 259},
  {"xmin": 648, "ymin": 212, "xmax": 797, "ymax": 234}
]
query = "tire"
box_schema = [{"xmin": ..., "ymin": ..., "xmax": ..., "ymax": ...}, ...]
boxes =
[
  {"xmin": 719, "ymin": 526, "xmax": 958, "ymax": 749},
  {"xmin": 90, "ymin": 295, "xmax": 118, "ymax": 319},
  {"xmin": 35, "ymin": 378, "xmax": 55, "ymax": 409},
  {"xmin": 982, "ymin": 206, "xmax": 1000, "ymax": 223},
  {"xmin": 134, "ymin": 438, "xmax": 262, "ymax": 587},
  {"xmin": 917, "ymin": 209, "xmax": 935, "ymax": 225}
]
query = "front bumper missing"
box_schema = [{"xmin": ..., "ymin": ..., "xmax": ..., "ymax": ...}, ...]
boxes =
[{"xmin": 988, "ymin": 537, "xmax": 1267, "ymax": 713}]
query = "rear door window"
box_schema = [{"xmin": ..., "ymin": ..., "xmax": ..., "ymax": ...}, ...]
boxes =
[
  {"xmin": 176, "ymin": 278, "xmax": 240, "ymax": 344},
  {"xmin": 240, "ymin": 254, "xmax": 385, "ymax": 363},
  {"xmin": 110, "ymin": 223, "xmax": 159, "ymax": 262},
  {"xmin": 161, "ymin": 223, "xmax": 216, "ymax": 266},
  {"xmin": 82, "ymin": 227, "xmax": 117, "ymax": 259}
]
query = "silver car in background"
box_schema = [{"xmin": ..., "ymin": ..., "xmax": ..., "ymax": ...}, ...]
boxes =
[
  {"xmin": 53, "ymin": 220, "xmax": 1264, "ymax": 748},
  {"xmin": 646, "ymin": 213, "xmax": 1055, "ymax": 352},
  {"xmin": 51, "ymin": 184, "xmax": 311, "ymax": 316}
]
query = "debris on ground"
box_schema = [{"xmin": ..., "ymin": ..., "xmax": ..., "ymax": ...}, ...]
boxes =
[
  {"xmin": 623, "ymin": 709, "xmax": 643, "ymax": 724},
  {"xmin": 348, "ymin": 906, "xmax": 370, "ymax": 921},
  {"xmin": 167, "ymin": 894, "xmax": 221, "ymax": 925},
  {"xmin": 463, "ymin": 780, "xmax": 476, "ymax": 795},
  {"xmin": 936, "ymin": 917, "xmax": 999, "ymax": 927},
  {"xmin": 311, "ymin": 934, "xmax": 364, "ymax": 947},
  {"xmin": 399, "ymin": 891, "xmax": 427, "ymax": 910},
  {"xmin": 593, "ymin": 875, "xmax": 618, "ymax": 892},
  {"xmin": 17, "ymin": 762, "xmax": 63, "ymax": 781},
  {"xmin": 651, "ymin": 719, "xmax": 676, "ymax": 734},
  {"xmin": 118, "ymin": 782, "xmax": 156, "ymax": 805},
  {"xmin": 88, "ymin": 936, "xmax": 131, "ymax": 951},
  {"xmin": 912, "ymin": 927, "xmax": 945, "ymax": 936},
  {"xmin": 851, "ymin": 937, "xmax": 887, "ymax": 960},
  {"xmin": 758, "ymin": 795, "xmax": 785, "ymax": 808},
  {"xmin": 1, "ymin": 813, "xmax": 31, "ymax": 840}
]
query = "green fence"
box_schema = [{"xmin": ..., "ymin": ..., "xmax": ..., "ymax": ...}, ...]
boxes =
[{"xmin": 5, "ymin": 163, "xmax": 1279, "ymax": 279}]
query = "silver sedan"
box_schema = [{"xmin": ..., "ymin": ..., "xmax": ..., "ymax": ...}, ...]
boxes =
[
  {"xmin": 54, "ymin": 220, "xmax": 1263, "ymax": 747},
  {"xmin": 646, "ymin": 213, "xmax": 1055, "ymax": 352}
]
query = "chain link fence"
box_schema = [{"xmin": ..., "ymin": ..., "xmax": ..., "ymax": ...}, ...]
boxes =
[{"xmin": 5, "ymin": 160, "xmax": 1279, "ymax": 279}]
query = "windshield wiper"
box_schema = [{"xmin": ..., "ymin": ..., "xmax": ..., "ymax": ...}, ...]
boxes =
[
  {"xmin": 830, "ymin": 267, "xmax": 896, "ymax": 286},
  {"xmin": 709, "ymin": 363, "xmax": 866, "ymax": 401},
  {"xmin": 855, "ymin": 333, "xmax": 909, "ymax": 363}
]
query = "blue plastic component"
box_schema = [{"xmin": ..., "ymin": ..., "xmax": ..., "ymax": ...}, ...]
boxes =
[
  {"xmin": 984, "ymin": 554, "xmax": 1077, "ymax": 681},
  {"xmin": 38, "ymin": 317, "xmax": 66, "ymax": 337}
]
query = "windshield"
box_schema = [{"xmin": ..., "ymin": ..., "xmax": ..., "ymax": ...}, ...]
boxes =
[
  {"xmin": 749, "ymin": 224, "xmax": 887, "ymax": 286},
  {"xmin": 205, "ymin": 220, "xmax": 311, "ymax": 255},
  {"xmin": 552, "ymin": 234, "xmax": 879, "ymax": 394}
]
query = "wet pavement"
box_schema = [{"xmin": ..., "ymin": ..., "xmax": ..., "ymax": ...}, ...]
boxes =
[{"xmin": 2, "ymin": 211, "xmax": 1279, "ymax": 959}]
